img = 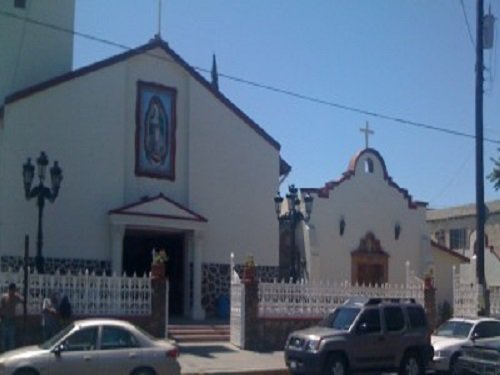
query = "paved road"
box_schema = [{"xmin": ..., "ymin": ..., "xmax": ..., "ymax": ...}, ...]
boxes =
[{"xmin": 178, "ymin": 341, "xmax": 289, "ymax": 375}]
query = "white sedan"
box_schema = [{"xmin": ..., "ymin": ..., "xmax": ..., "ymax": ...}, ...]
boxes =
[
  {"xmin": 431, "ymin": 317, "xmax": 500, "ymax": 374},
  {"xmin": 0, "ymin": 318, "xmax": 180, "ymax": 375}
]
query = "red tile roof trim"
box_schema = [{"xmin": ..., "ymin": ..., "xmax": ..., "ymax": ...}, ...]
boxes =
[
  {"xmin": 109, "ymin": 193, "xmax": 208, "ymax": 222},
  {"xmin": 4, "ymin": 37, "xmax": 281, "ymax": 152},
  {"xmin": 301, "ymin": 148, "xmax": 428, "ymax": 210},
  {"xmin": 431, "ymin": 240, "xmax": 470, "ymax": 262}
]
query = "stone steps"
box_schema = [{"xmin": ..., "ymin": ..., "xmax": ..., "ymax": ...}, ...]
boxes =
[{"xmin": 168, "ymin": 323, "xmax": 230, "ymax": 343}]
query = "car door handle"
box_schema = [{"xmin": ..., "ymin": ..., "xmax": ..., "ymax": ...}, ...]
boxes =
[
  {"xmin": 84, "ymin": 356, "xmax": 91, "ymax": 361},
  {"xmin": 129, "ymin": 353, "xmax": 137, "ymax": 359}
]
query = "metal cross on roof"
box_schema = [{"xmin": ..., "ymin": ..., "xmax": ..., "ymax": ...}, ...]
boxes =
[{"xmin": 360, "ymin": 121, "xmax": 374, "ymax": 149}]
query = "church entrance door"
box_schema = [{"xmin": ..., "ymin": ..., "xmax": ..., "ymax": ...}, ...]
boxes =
[
  {"xmin": 122, "ymin": 230, "xmax": 185, "ymax": 317},
  {"xmin": 351, "ymin": 232, "xmax": 389, "ymax": 286}
]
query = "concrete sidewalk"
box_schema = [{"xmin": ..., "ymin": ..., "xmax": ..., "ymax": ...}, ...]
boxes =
[{"xmin": 178, "ymin": 341, "xmax": 290, "ymax": 375}]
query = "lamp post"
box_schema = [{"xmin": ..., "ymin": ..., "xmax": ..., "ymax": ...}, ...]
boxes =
[
  {"xmin": 22, "ymin": 152, "xmax": 63, "ymax": 273},
  {"xmin": 274, "ymin": 184, "xmax": 313, "ymax": 281}
]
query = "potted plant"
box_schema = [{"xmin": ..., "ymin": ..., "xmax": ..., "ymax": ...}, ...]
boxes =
[
  {"xmin": 151, "ymin": 248, "xmax": 168, "ymax": 280},
  {"xmin": 243, "ymin": 255, "xmax": 256, "ymax": 282}
]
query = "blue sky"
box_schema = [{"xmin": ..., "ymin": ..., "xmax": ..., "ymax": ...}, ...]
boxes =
[{"xmin": 74, "ymin": 1, "xmax": 500, "ymax": 209}]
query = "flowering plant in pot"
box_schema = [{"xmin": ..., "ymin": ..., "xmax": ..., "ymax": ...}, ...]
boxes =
[
  {"xmin": 151, "ymin": 249, "xmax": 168, "ymax": 279},
  {"xmin": 243, "ymin": 255, "xmax": 256, "ymax": 282}
]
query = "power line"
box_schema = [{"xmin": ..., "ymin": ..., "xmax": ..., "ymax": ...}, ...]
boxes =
[
  {"xmin": 1, "ymin": 9, "xmax": 499, "ymax": 145},
  {"xmin": 460, "ymin": 0, "xmax": 476, "ymax": 50}
]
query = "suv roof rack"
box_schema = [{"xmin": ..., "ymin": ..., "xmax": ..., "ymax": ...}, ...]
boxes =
[
  {"xmin": 343, "ymin": 297, "xmax": 417, "ymax": 306},
  {"xmin": 366, "ymin": 297, "xmax": 417, "ymax": 305}
]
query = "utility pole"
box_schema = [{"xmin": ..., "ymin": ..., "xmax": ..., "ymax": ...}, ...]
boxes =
[{"xmin": 475, "ymin": 0, "xmax": 487, "ymax": 315}]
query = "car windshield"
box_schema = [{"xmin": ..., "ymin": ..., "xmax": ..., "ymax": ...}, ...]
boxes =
[
  {"xmin": 319, "ymin": 307, "xmax": 360, "ymax": 330},
  {"xmin": 39, "ymin": 323, "xmax": 75, "ymax": 350},
  {"xmin": 435, "ymin": 321, "xmax": 473, "ymax": 338}
]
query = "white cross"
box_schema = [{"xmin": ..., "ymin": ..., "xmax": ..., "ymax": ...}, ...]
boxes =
[{"xmin": 360, "ymin": 121, "xmax": 374, "ymax": 149}]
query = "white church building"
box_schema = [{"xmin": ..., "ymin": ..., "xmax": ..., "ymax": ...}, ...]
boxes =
[{"xmin": 0, "ymin": 0, "xmax": 288, "ymax": 319}]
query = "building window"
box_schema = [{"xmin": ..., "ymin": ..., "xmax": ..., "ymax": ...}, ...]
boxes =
[
  {"xmin": 364, "ymin": 158, "xmax": 374, "ymax": 173},
  {"xmin": 434, "ymin": 230, "xmax": 446, "ymax": 245},
  {"xmin": 450, "ymin": 228, "xmax": 468, "ymax": 250},
  {"xmin": 14, "ymin": 0, "xmax": 26, "ymax": 8}
]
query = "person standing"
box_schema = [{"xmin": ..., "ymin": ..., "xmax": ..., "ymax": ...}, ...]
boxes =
[
  {"xmin": 0, "ymin": 283, "xmax": 23, "ymax": 352},
  {"xmin": 41, "ymin": 292, "xmax": 59, "ymax": 340}
]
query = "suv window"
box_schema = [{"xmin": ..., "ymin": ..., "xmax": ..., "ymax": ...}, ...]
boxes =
[
  {"xmin": 356, "ymin": 308, "xmax": 381, "ymax": 334},
  {"xmin": 407, "ymin": 306, "xmax": 427, "ymax": 329},
  {"xmin": 473, "ymin": 321, "xmax": 500, "ymax": 338},
  {"xmin": 384, "ymin": 306, "xmax": 405, "ymax": 331},
  {"xmin": 320, "ymin": 307, "xmax": 360, "ymax": 330}
]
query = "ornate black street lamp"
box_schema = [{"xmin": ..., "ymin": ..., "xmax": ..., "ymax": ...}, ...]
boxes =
[
  {"xmin": 274, "ymin": 184, "xmax": 313, "ymax": 281},
  {"xmin": 23, "ymin": 152, "xmax": 63, "ymax": 273}
]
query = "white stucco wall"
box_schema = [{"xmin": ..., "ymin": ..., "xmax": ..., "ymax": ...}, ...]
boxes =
[
  {"xmin": 306, "ymin": 150, "xmax": 430, "ymax": 284},
  {"xmin": 460, "ymin": 232, "xmax": 500, "ymax": 286},
  {"xmin": 0, "ymin": 46, "xmax": 280, "ymax": 267},
  {"xmin": 432, "ymin": 247, "xmax": 464, "ymax": 307},
  {"xmin": 0, "ymin": 0, "xmax": 74, "ymax": 104}
]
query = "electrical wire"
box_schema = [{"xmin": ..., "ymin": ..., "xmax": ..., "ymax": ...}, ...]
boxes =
[
  {"xmin": 460, "ymin": 0, "xmax": 476, "ymax": 50},
  {"xmin": 1, "ymin": 9, "xmax": 499, "ymax": 145},
  {"xmin": 428, "ymin": 145, "xmax": 474, "ymax": 205}
]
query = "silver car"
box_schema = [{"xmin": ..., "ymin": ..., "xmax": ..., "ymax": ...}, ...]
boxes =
[
  {"xmin": 0, "ymin": 318, "xmax": 180, "ymax": 375},
  {"xmin": 431, "ymin": 317, "xmax": 500, "ymax": 374}
]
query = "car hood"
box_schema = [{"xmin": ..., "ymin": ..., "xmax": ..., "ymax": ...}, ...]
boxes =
[
  {"xmin": 0, "ymin": 345, "xmax": 47, "ymax": 361},
  {"xmin": 431, "ymin": 336, "xmax": 468, "ymax": 351},
  {"xmin": 292, "ymin": 326, "xmax": 345, "ymax": 338}
]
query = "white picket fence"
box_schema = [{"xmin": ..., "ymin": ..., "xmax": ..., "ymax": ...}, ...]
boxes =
[
  {"xmin": 258, "ymin": 276, "xmax": 425, "ymax": 319},
  {"xmin": 0, "ymin": 268, "xmax": 152, "ymax": 316}
]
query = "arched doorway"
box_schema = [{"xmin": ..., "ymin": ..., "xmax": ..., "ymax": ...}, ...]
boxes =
[{"xmin": 351, "ymin": 232, "xmax": 389, "ymax": 285}]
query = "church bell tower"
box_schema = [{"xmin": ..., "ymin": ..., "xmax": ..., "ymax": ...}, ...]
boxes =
[{"xmin": 0, "ymin": 0, "xmax": 75, "ymax": 104}]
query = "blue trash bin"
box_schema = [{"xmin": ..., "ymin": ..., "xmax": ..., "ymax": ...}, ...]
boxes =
[{"xmin": 217, "ymin": 294, "xmax": 230, "ymax": 319}]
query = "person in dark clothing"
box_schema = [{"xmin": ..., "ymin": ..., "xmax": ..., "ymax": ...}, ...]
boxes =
[{"xmin": 0, "ymin": 283, "xmax": 23, "ymax": 352}]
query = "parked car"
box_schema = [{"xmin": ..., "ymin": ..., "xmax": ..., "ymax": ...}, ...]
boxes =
[
  {"xmin": 284, "ymin": 297, "xmax": 434, "ymax": 375},
  {"xmin": 456, "ymin": 336, "xmax": 500, "ymax": 374},
  {"xmin": 0, "ymin": 318, "xmax": 180, "ymax": 375},
  {"xmin": 431, "ymin": 317, "xmax": 500, "ymax": 374}
]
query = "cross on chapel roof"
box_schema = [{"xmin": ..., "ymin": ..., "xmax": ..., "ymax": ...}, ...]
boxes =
[{"xmin": 360, "ymin": 121, "xmax": 374, "ymax": 149}]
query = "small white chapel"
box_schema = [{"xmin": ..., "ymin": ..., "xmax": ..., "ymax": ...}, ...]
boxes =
[{"xmin": 285, "ymin": 128, "xmax": 469, "ymax": 306}]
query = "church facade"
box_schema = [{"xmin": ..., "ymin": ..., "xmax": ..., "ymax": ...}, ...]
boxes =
[
  {"xmin": 0, "ymin": 0, "xmax": 287, "ymax": 319},
  {"xmin": 287, "ymin": 148, "xmax": 468, "ymax": 306}
]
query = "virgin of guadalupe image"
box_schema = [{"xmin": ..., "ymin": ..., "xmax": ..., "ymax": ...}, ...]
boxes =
[{"xmin": 144, "ymin": 95, "xmax": 169, "ymax": 166}]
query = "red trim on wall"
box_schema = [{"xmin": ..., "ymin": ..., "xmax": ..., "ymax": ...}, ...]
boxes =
[
  {"xmin": 109, "ymin": 193, "xmax": 208, "ymax": 222},
  {"xmin": 431, "ymin": 240, "xmax": 470, "ymax": 262},
  {"xmin": 301, "ymin": 148, "xmax": 427, "ymax": 210}
]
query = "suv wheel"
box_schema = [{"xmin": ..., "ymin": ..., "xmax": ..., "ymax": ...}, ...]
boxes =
[
  {"xmin": 399, "ymin": 351, "xmax": 424, "ymax": 375},
  {"xmin": 323, "ymin": 353, "xmax": 349, "ymax": 375}
]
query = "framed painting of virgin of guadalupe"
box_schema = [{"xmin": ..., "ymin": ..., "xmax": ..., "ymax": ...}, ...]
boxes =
[{"xmin": 135, "ymin": 81, "xmax": 177, "ymax": 180}]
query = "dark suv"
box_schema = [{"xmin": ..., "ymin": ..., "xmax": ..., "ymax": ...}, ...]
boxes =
[{"xmin": 284, "ymin": 297, "xmax": 434, "ymax": 375}]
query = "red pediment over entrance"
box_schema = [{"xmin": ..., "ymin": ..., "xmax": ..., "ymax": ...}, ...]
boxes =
[{"xmin": 109, "ymin": 193, "xmax": 207, "ymax": 222}]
